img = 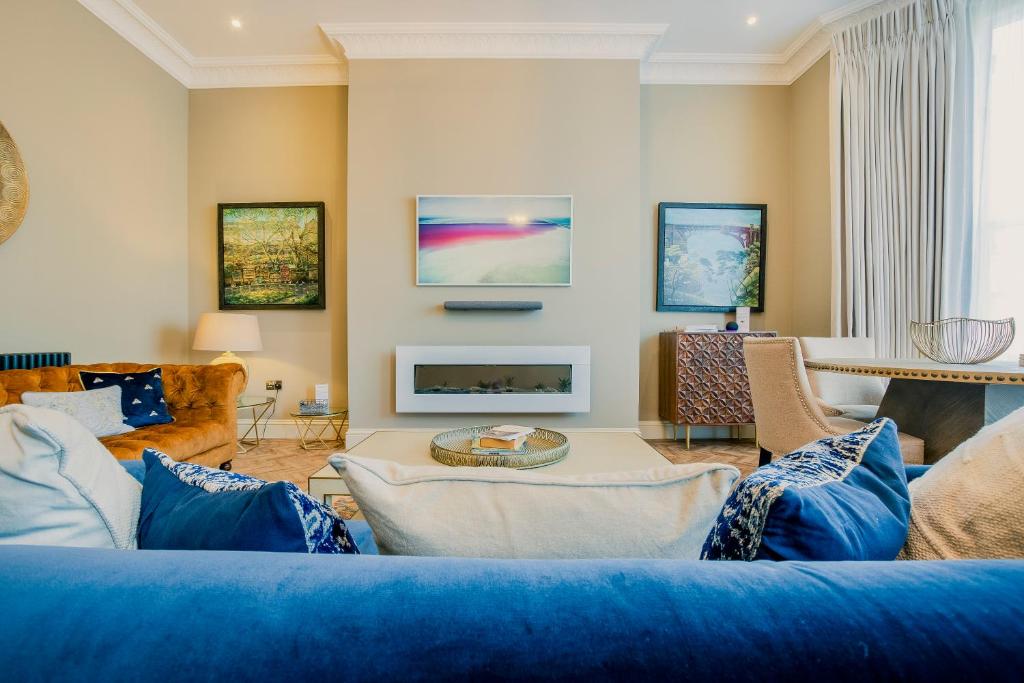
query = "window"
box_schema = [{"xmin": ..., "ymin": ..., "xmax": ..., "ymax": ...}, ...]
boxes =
[{"xmin": 971, "ymin": 5, "xmax": 1024, "ymax": 359}]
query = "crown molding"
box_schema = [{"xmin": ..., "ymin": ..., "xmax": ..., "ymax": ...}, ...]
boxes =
[
  {"xmin": 641, "ymin": 0, "xmax": 886, "ymax": 85},
  {"xmin": 819, "ymin": 0, "xmax": 889, "ymax": 26},
  {"xmin": 781, "ymin": 27, "xmax": 833, "ymax": 84},
  {"xmin": 641, "ymin": 56, "xmax": 792, "ymax": 86},
  {"xmin": 78, "ymin": 0, "xmax": 193, "ymax": 85},
  {"xmin": 319, "ymin": 22, "xmax": 669, "ymax": 60},
  {"xmin": 651, "ymin": 52, "xmax": 787, "ymax": 66},
  {"xmin": 77, "ymin": 0, "xmax": 348, "ymax": 88},
  {"xmin": 190, "ymin": 56, "xmax": 348, "ymax": 89},
  {"xmin": 78, "ymin": 0, "xmax": 895, "ymax": 88}
]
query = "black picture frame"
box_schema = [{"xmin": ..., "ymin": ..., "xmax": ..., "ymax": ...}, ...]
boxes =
[
  {"xmin": 217, "ymin": 201, "xmax": 326, "ymax": 310},
  {"xmin": 656, "ymin": 202, "xmax": 767, "ymax": 313}
]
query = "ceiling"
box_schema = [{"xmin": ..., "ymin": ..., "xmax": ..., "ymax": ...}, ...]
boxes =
[
  {"xmin": 78, "ymin": 0, "xmax": 887, "ymax": 88},
  {"xmin": 131, "ymin": 0, "xmax": 860, "ymax": 59}
]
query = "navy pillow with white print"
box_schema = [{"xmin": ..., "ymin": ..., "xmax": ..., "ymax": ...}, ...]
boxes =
[
  {"xmin": 701, "ymin": 418, "xmax": 911, "ymax": 562},
  {"xmin": 79, "ymin": 368, "xmax": 174, "ymax": 428},
  {"xmin": 138, "ymin": 449, "xmax": 358, "ymax": 554}
]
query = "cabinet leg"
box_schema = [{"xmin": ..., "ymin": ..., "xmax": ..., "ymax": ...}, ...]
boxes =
[{"xmin": 685, "ymin": 425, "xmax": 691, "ymax": 450}]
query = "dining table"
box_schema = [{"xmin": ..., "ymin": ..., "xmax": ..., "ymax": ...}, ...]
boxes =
[{"xmin": 804, "ymin": 357, "xmax": 1024, "ymax": 464}]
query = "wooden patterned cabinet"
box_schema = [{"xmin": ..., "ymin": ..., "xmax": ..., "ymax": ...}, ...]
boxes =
[{"xmin": 658, "ymin": 331, "xmax": 777, "ymax": 447}]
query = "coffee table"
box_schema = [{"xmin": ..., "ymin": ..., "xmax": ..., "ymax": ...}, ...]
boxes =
[{"xmin": 307, "ymin": 430, "xmax": 671, "ymax": 507}]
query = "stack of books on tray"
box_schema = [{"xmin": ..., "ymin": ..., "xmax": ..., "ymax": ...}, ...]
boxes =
[{"xmin": 471, "ymin": 425, "xmax": 536, "ymax": 455}]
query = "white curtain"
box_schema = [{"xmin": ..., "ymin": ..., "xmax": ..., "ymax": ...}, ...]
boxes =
[
  {"xmin": 966, "ymin": 0, "xmax": 1024, "ymax": 359},
  {"xmin": 830, "ymin": 0, "xmax": 971, "ymax": 356}
]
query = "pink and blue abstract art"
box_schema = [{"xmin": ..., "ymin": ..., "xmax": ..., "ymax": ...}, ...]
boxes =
[{"xmin": 416, "ymin": 195, "xmax": 572, "ymax": 286}]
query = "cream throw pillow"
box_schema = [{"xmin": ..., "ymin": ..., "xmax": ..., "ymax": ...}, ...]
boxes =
[
  {"xmin": 900, "ymin": 406, "xmax": 1024, "ymax": 560},
  {"xmin": 0, "ymin": 404, "xmax": 142, "ymax": 549},
  {"xmin": 332, "ymin": 455, "xmax": 738, "ymax": 559},
  {"xmin": 22, "ymin": 385, "xmax": 134, "ymax": 438}
]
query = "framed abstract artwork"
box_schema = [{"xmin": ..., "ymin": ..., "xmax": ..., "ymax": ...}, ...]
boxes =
[
  {"xmin": 657, "ymin": 202, "xmax": 767, "ymax": 312},
  {"xmin": 218, "ymin": 202, "xmax": 325, "ymax": 310},
  {"xmin": 416, "ymin": 195, "xmax": 572, "ymax": 286}
]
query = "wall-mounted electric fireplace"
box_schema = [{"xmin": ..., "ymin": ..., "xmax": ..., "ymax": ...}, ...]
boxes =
[{"xmin": 396, "ymin": 346, "xmax": 590, "ymax": 413}]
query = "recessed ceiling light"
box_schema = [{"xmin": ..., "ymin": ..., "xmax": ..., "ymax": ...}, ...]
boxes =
[
  {"xmin": 230, "ymin": 18, "xmax": 242, "ymax": 29},
  {"xmin": 746, "ymin": 15, "xmax": 758, "ymax": 26}
]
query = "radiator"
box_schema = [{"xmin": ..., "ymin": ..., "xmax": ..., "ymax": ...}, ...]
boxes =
[{"xmin": 0, "ymin": 352, "xmax": 72, "ymax": 371}]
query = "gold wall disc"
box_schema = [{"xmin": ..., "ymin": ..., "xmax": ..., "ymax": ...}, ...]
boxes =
[{"xmin": 0, "ymin": 121, "xmax": 29, "ymax": 246}]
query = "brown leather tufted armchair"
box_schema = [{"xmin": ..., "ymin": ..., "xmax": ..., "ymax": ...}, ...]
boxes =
[{"xmin": 0, "ymin": 363, "xmax": 245, "ymax": 469}]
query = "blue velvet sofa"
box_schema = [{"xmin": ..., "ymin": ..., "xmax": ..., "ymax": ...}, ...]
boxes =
[
  {"xmin": 1, "ymin": 536, "xmax": 1023, "ymax": 681},
  {"xmin": 2, "ymin": 464, "xmax": 1023, "ymax": 681}
]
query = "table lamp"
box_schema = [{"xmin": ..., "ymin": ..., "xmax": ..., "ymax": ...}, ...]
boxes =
[{"xmin": 192, "ymin": 312, "xmax": 262, "ymax": 385}]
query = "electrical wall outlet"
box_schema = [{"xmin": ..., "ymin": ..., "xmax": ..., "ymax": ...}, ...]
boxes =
[{"xmin": 265, "ymin": 380, "xmax": 283, "ymax": 391}]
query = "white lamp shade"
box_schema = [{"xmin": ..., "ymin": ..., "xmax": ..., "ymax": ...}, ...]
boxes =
[{"xmin": 192, "ymin": 313, "xmax": 262, "ymax": 352}]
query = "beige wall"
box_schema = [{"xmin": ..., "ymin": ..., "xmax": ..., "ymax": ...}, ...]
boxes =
[
  {"xmin": 185, "ymin": 66, "xmax": 832, "ymax": 433},
  {"xmin": 347, "ymin": 60, "xmax": 644, "ymax": 430},
  {"xmin": 788, "ymin": 55, "xmax": 832, "ymax": 337},
  {"xmin": 1, "ymin": 1, "xmax": 832, "ymax": 434},
  {"xmin": 0, "ymin": 0, "xmax": 189, "ymax": 362},
  {"xmin": 638, "ymin": 84, "xmax": 795, "ymax": 426},
  {"xmin": 187, "ymin": 87, "xmax": 348, "ymax": 413}
]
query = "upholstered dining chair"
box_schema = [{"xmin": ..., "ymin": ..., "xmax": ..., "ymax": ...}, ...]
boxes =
[
  {"xmin": 744, "ymin": 337, "xmax": 924, "ymax": 467},
  {"xmin": 798, "ymin": 336, "xmax": 887, "ymax": 422}
]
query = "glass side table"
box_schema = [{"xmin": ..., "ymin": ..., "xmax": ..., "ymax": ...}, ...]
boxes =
[
  {"xmin": 236, "ymin": 395, "xmax": 276, "ymax": 454},
  {"xmin": 291, "ymin": 407, "xmax": 348, "ymax": 450}
]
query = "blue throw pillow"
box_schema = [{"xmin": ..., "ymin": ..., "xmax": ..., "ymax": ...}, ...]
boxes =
[
  {"xmin": 119, "ymin": 458, "xmax": 147, "ymax": 484},
  {"xmin": 79, "ymin": 368, "xmax": 173, "ymax": 428},
  {"xmin": 138, "ymin": 449, "xmax": 358, "ymax": 554},
  {"xmin": 702, "ymin": 418, "xmax": 910, "ymax": 561}
]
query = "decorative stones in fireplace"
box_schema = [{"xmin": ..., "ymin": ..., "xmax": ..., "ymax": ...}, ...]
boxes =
[{"xmin": 395, "ymin": 346, "xmax": 590, "ymax": 413}]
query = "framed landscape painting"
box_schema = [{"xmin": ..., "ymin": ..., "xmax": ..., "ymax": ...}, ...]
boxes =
[
  {"xmin": 218, "ymin": 202, "xmax": 325, "ymax": 310},
  {"xmin": 416, "ymin": 195, "xmax": 572, "ymax": 286},
  {"xmin": 657, "ymin": 202, "xmax": 766, "ymax": 312}
]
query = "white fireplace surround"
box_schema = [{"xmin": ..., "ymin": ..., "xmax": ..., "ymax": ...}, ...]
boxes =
[{"xmin": 396, "ymin": 345, "xmax": 591, "ymax": 413}]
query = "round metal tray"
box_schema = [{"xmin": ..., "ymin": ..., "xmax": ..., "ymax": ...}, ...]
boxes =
[{"xmin": 430, "ymin": 426, "xmax": 569, "ymax": 469}]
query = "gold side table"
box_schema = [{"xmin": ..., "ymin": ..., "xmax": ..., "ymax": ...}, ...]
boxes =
[
  {"xmin": 236, "ymin": 395, "xmax": 276, "ymax": 454},
  {"xmin": 291, "ymin": 407, "xmax": 348, "ymax": 450}
]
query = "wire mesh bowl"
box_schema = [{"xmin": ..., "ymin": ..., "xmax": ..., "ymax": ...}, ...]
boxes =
[
  {"xmin": 430, "ymin": 426, "xmax": 569, "ymax": 469},
  {"xmin": 909, "ymin": 317, "xmax": 1015, "ymax": 364}
]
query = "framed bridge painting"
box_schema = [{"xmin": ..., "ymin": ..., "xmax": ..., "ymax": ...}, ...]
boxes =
[
  {"xmin": 218, "ymin": 202, "xmax": 326, "ymax": 310},
  {"xmin": 656, "ymin": 202, "xmax": 766, "ymax": 313}
]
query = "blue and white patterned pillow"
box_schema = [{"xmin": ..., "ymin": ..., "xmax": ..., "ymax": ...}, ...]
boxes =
[
  {"xmin": 79, "ymin": 368, "xmax": 173, "ymax": 428},
  {"xmin": 701, "ymin": 418, "xmax": 911, "ymax": 562},
  {"xmin": 138, "ymin": 449, "xmax": 357, "ymax": 554}
]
